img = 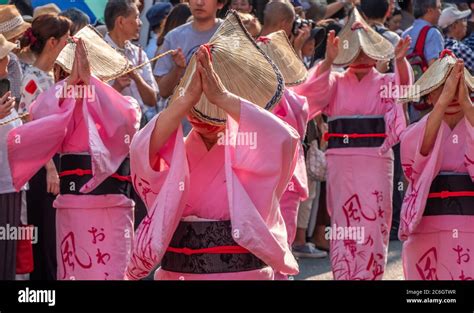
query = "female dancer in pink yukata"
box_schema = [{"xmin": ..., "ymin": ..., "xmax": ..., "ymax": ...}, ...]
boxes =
[
  {"xmin": 293, "ymin": 8, "xmax": 413, "ymax": 280},
  {"xmin": 125, "ymin": 36, "xmax": 301, "ymax": 280},
  {"xmin": 8, "ymin": 38, "xmax": 141, "ymax": 280},
  {"xmin": 398, "ymin": 53, "xmax": 474, "ymax": 280}
]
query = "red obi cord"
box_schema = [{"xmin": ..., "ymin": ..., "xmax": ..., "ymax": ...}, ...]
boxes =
[
  {"xmin": 323, "ymin": 132, "xmax": 387, "ymax": 141},
  {"xmin": 166, "ymin": 245, "xmax": 250, "ymax": 255},
  {"xmin": 428, "ymin": 191, "xmax": 474, "ymax": 199},
  {"xmin": 59, "ymin": 169, "xmax": 131, "ymax": 182}
]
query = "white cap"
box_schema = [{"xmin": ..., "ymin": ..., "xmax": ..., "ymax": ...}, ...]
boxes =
[{"xmin": 439, "ymin": 6, "xmax": 472, "ymax": 29}]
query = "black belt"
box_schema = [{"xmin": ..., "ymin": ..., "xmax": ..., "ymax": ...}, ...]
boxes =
[
  {"xmin": 325, "ymin": 117, "xmax": 386, "ymax": 149},
  {"xmin": 59, "ymin": 154, "xmax": 131, "ymax": 196},
  {"xmin": 424, "ymin": 174, "xmax": 474, "ymax": 216},
  {"xmin": 161, "ymin": 221, "xmax": 267, "ymax": 274}
]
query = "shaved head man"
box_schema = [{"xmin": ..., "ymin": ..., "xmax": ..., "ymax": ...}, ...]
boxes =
[{"xmin": 261, "ymin": 0, "xmax": 296, "ymax": 37}]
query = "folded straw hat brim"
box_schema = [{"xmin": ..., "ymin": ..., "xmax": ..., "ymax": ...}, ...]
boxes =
[
  {"xmin": 257, "ymin": 30, "xmax": 308, "ymax": 86},
  {"xmin": 333, "ymin": 8, "xmax": 394, "ymax": 67},
  {"xmin": 56, "ymin": 25, "xmax": 129, "ymax": 81},
  {"xmin": 399, "ymin": 55, "xmax": 474, "ymax": 103},
  {"xmin": 0, "ymin": 34, "xmax": 17, "ymax": 59}
]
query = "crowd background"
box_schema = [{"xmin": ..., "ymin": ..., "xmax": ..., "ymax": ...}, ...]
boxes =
[{"xmin": 0, "ymin": 0, "xmax": 473, "ymax": 280}]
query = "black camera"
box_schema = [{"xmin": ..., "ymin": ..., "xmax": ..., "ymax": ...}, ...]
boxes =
[{"xmin": 292, "ymin": 15, "xmax": 316, "ymax": 36}]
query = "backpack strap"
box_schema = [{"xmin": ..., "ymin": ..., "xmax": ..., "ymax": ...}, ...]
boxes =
[{"xmin": 413, "ymin": 25, "xmax": 433, "ymax": 70}]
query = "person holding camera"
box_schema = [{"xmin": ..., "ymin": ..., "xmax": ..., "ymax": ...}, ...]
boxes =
[{"xmin": 260, "ymin": 0, "xmax": 311, "ymax": 59}]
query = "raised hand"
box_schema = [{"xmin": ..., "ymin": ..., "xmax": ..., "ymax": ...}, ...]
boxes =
[
  {"xmin": 67, "ymin": 38, "xmax": 91, "ymax": 85},
  {"xmin": 437, "ymin": 60, "xmax": 463, "ymax": 110},
  {"xmin": 395, "ymin": 36, "xmax": 412, "ymax": 61},
  {"xmin": 181, "ymin": 61, "xmax": 203, "ymax": 107},
  {"xmin": 172, "ymin": 48, "xmax": 186, "ymax": 69},
  {"xmin": 76, "ymin": 38, "xmax": 91, "ymax": 85},
  {"xmin": 458, "ymin": 70, "xmax": 473, "ymax": 111},
  {"xmin": 195, "ymin": 45, "xmax": 240, "ymax": 120},
  {"xmin": 325, "ymin": 30, "xmax": 340, "ymax": 64},
  {"xmin": 195, "ymin": 46, "xmax": 228, "ymax": 105},
  {"xmin": 292, "ymin": 24, "xmax": 311, "ymax": 54}
]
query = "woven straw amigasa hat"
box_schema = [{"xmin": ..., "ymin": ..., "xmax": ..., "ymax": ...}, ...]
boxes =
[
  {"xmin": 256, "ymin": 31, "xmax": 308, "ymax": 87},
  {"xmin": 168, "ymin": 10, "xmax": 285, "ymax": 126},
  {"xmin": 0, "ymin": 34, "xmax": 17, "ymax": 59},
  {"xmin": 399, "ymin": 50, "xmax": 474, "ymax": 103},
  {"xmin": 0, "ymin": 5, "xmax": 31, "ymax": 41},
  {"xmin": 55, "ymin": 25, "xmax": 129, "ymax": 82},
  {"xmin": 333, "ymin": 7, "xmax": 395, "ymax": 67}
]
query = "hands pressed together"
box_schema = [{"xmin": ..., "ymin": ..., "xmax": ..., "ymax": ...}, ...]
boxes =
[
  {"xmin": 181, "ymin": 45, "xmax": 234, "ymax": 109},
  {"xmin": 438, "ymin": 60, "xmax": 473, "ymax": 114},
  {"xmin": 67, "ymin": 38, "xmax": 91, "ymax": 86}
]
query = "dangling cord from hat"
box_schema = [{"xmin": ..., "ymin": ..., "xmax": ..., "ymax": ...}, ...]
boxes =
[
  {"xmin": 439, "ymin": 49, "xmax": 456, "ymax": 59},
  {"xmin": 24, "ymin": 28, "xmax": 37, "ymax": 47}
]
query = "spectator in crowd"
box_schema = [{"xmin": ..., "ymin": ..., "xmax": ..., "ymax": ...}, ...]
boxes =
[
  {"xmin": 260, "ymin": 0, "xmax": 311, "ymax": 59},
  {"xmin": 0, "ymin": 5, "xmax": 30, "ymax": 103},
  {"xmin": 155, "ymin": 3, "xmax": 192, "ymax": 66},
  {"xmin": 301, "ymin": 26, "xmax": 325, "ymax": 68},
  {"xmin": 361, "ymin": 0, "xmax": 400, "ymax": 74},
  {"xmin": 444, "ymin": 0, "xmax": 474, "ymax": 36},
  {"xmin": 398, "ymin": 0, "xmax": 415, "ymax": 30},
  {"xmin": 8, "ymin": 0, "xmax": 33, "ymax": 17},
  {"xmin": 59, "ymin": 8, "xmax": 91, "ymax": 35},
  {"xmin": 361, "ymin": 0, "xmax": 400, "ymax": 47},
  {"xmin": 154, "ymin": 0, "xmax": 227, "ymax": 99},
  {"xmin": 387, "ymin": 8, "xmax": 403, "ymax": 35},
  {"xmin": 230, "ymin": 0, "xmax": 254, "ymax": 13},
  {"xmin": 260, "ymin": 1, "xmax": 296, "ymax": 37},
  {"xmin": 439, "ymin": 6, "xmax": 474, "ymax": 74},
  {"xmin": 292, "ymin": 121, "xmax": 328, "ymax": 259},
  {"xmin": 403, "ymin": 0, "xmax": 444, "ymax": 66},
  {"xmin": 135, "ymin": 0, "xmax": 145, "ymax": 13},
  {"xmin": 468, "ymin": 0, "xmax": 474, "ymax": 36},
  {"xmin": 311, "ymin": 19, "xmax": 342, "ymax": 65},
  {"xmin": 0, "ymin": 34, "xmax": 25, "ymax": 280},
  {"xmin": 238, "ymin": 12, "xmax": 262, "ymax": 38},
  {"xmin": 307, "ymin": 0, "xmax": 355, "ymax": 22},
  {"xmin": 145, "ymin": 2, "xmax": 173, "ymax": 59},
  {"xmin": 18, "ymin": 13, "xmax": 72, "ymax": 281},
  {"xmin": 104, "ymin": 0, "xmax": 158, "ymax": 119},
  {"xmin": 32, "ymin": 3, "xmax": 60, "ymax": 20},
  {"xmin": 304, "ymin": 0, "xmax": 328, "ymax": 22},
  {"xmin": 463, "ymin": 0, "xmax": 474, "ymax": 48}
]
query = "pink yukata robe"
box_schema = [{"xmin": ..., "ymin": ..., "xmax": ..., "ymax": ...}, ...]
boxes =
[
  {"xmin": 272, "ymin": 88, "xmax": 310, "ymax": 246},
  {"xmin": 400, "ymin": 116, "xmax": 474, "ymax": 280},
  {"xmin": 7, "ymin": 77, "xmax": 141, "ymax": 280},
  {"xmin": 292, "ymin": 61, "xmax": 413, "ymax": 280},
  {"xmin": 126, "ymin": 99, "xmax": 300, "ymax": 280}
]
